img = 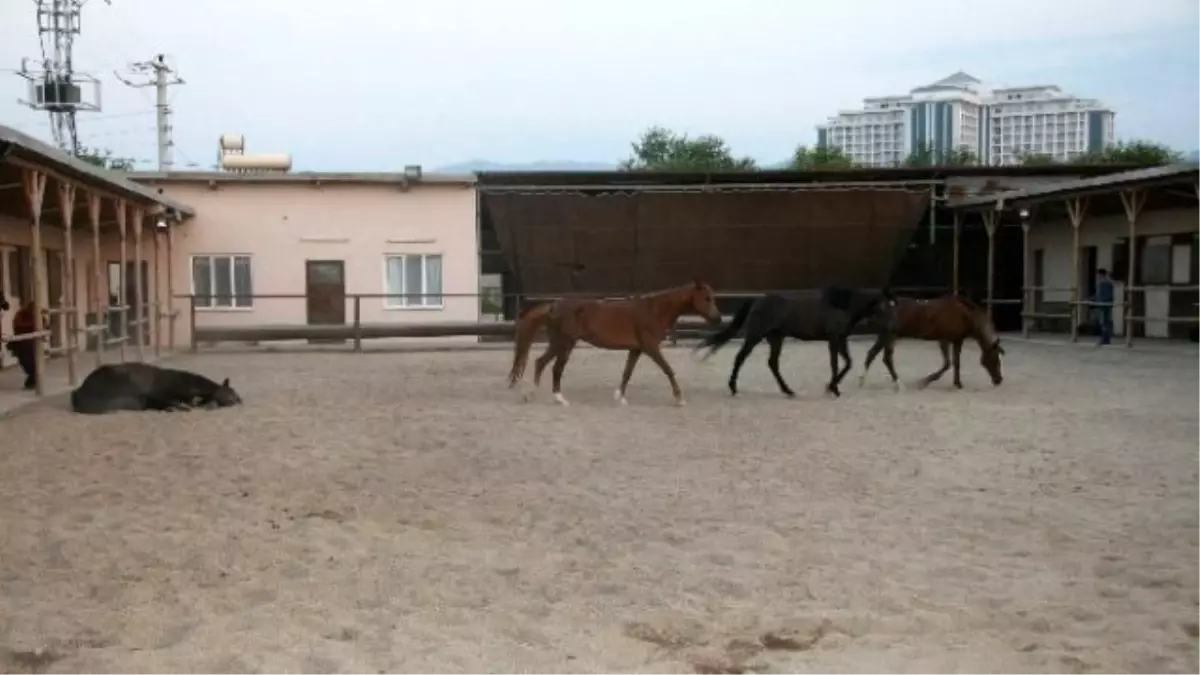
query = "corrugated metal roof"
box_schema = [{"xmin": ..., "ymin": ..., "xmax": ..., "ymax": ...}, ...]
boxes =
[
  {"xmin": 951, "ymin": 164, "xmax": 1199, "ymax": 210},
  {"xmin": 0, "ymin": 124, "xmax": 195, "ymax": 218},
  {"xmin": 126, "ymin": 170, "xmax": 476, "ymax": 186}
]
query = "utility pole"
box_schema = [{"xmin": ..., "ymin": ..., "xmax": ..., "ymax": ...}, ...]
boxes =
[
  {"xmin": 15, "ymin": 0, "xmax": 107, "ymax": 154},
  {"xmin": 116, "ymin": 54, "xmax": 184, "ymax": 171}
]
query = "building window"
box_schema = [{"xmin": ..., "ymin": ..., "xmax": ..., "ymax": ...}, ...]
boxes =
[
  {"xmin": 191, "ymin": 254, "xmax": 253, "ymax": 309},
  {"xmin": 384, "ymin": 253, "xmax": 443, "ymax": 309}
]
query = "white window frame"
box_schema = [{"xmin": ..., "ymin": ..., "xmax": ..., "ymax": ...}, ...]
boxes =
[
  {"xmin": 190, "ymin": 254, "xmax": 255, "ymax": 311},
  {"xmin": 382, "ymin": 253, "xmax": 444, "ymax": 311}
]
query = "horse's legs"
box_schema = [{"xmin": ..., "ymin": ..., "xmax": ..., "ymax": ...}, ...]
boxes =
[
  {"xmin": 881, "ymin": 339, "xmax": 903, "ymax": 392},
  {"xmin": 615, "ymin": 349, "xmax": 641, "ymax": 405},
  {"xmin": 858, "ymin": 334, "xmax": 887, "ymax": 387},
  {"xmin": 920, "ymin": 341, "xmax": 952, "ymax": 387},
  {"xmin": 643, "ymin": 343, "xmax": 686, "ymax": 406},
  {"xmin": 827, "ymin": 338, "xmax": 853, "ymax": 397},
  {"xmin": 532, "ymin": 344, "xmax": 557, "ymax": 387},
  {"xmin": 951, "ymin": 339, "xmax": 964, "ymax": 389},
  {"xmin": 550, "ymin": 338, "xmax": 577, "ymax": 406},
  {"xmin": 765, "ymin": 333, "xmax": 795, "ymax": 398},
  {"xmin": 727, "ymin": 334, "xmax": 762, "ymax": 397}
]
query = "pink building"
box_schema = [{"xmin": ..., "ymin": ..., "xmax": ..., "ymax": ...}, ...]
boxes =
[
  {"xmin": 127, "ymin": 170, "xmax": 480, "ymax": 347},
  {"xmin": 1, "ymin": 124, "xmax": 482, "ymax": 397}
]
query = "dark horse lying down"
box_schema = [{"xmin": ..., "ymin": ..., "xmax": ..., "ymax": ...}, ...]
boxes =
[
  {"xmin": 71, "ymin": 362, "xmax": 243, "ymax": 414},
  {"xmin": 696, "ymin": 286, "xmax": 897, "ymax": 398}
]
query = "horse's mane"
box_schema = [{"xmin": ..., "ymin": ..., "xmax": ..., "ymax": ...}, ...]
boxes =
[{"xmin": 952, "ymin": 294, "xmax": 987, "ymax": 314}]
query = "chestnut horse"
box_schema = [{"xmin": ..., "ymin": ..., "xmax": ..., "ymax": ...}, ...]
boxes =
[
  {"xmin": 507, "ymin": 280, "xmax": 723, "ymax": 406},
  {"xmin": 858, "ymin": 295, "xmax": 1005, "ymax": 390}
]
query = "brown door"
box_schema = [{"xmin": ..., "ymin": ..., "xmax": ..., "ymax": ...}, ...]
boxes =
[{"xmin": 305, "ymin": 260, "xmax": 346, "ymax": 344}]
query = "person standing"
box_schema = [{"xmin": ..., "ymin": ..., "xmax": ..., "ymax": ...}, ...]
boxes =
[
  {"xmin": 7, "ymin": 301, "xmax": 39, "ymax": 390},
  {"xmin": 1092, "ymin": 268, "xmax": 1115, "ymax": 346}
]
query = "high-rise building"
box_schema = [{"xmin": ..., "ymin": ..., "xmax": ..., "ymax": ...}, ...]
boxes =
[{"xmin": 816, "ymin": 72, "xmax": 1116, "ymax": 167}]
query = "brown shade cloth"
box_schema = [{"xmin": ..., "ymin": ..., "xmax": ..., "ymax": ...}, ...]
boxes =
[{"xmin": 485, "ymin": 189, "xmax": 930, "ymax": 295}]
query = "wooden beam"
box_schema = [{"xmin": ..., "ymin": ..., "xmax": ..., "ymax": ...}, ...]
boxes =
[
  {"xmin": 1021, "ymin": 218, "xmax": 1031, "ymax": 338},
  {"xmin": 115, "ymin": 199, "xmax": 128, "ymax": 361},
  {"xmin": 1119, "ymin": 188, "xmax": 1148, "ymax": 347},
  {"xmin": 87, "ymin": 192, "xmax": 104, "ymax": 367},
  {"xmin": 166, "ymin": 223, "xmax": 176, "ymax": 350},
  {"xmin": 983, "ymin": 210, "xmax": 997, "ymax": 321},
  {"xmin": 951, "ymin": 210, "xmax": 961, "ymax": 296},
  {"xmin": 20, "ymin": 168, "xmax": 48, "ymax": 396},
  {"xmin": 153, "ymin": 225, "xmax": 162, "ymax": 357},
  {"xmin": 57, "ymin": 181, "xmax": 78, "ymax": 386},
  {"xmin": 132, "ymin": 205, "xmax": 146, "ymax": 361},
  {"xmin": 1065, "ymin": 196, "xmax": 1088, "ymax": 343}
]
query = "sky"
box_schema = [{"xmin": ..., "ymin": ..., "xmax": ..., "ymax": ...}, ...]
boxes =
[{"xmin": 1, "ymin": 0, "xmax": 1197, "ymax": 171}]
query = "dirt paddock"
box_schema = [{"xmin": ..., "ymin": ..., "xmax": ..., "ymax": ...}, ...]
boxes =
[{"xmin": 1, "ymin": 340, "xmax": 1197, "ymax": 673}]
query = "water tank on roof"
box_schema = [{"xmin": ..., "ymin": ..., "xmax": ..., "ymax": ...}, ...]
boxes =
[
  {"xmin": 220, "ymin": 153, "xmax": 293, "ymax": 172},
  {"xmin": 219, "ymin": 134, "xmax": 246, "ymax": 152}
]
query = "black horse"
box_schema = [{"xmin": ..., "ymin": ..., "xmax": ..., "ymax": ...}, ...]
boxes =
[
  {"xmin": 71, "ymin": 362, "xmax": 243, "ymax": 414},
  {"xmin": 695, "ymin": 286, "xmax": 897, "ymax": 398}
]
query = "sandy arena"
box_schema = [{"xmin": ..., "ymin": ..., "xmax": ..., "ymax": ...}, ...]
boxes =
[{"xmin": 0, "ymin": 339, "xmax": 1196, "ymax": 673}]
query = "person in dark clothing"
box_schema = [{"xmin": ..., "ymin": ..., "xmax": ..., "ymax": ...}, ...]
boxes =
[
  {"xmin": 1092, "ymin": 268, "xmax": 1115, "ymax": 346},
  {"xmin": 7, "ymin": 302, "xmax": 40, "ymax": 390}
]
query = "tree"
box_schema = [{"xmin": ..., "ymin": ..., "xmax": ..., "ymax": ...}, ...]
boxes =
[
  {"xmin": 1072, "ymin": 140, "xmax": 1182, "ymax": 166},
  {"xmin": 789, "ymin": 144, "xmax": 854, "ymax": 170},
  {"xmin": 903, "ymin": 143, "xmax": 976, "ymax": 167},
  {"xmin": 1016, "ymin": 152, "xmax": 1058, "ymax": 166},
  {"xmin": 619, "ymin": 126, "xmax": 758, "ymax": 172},
  {"xmin": 75, "ymin": 146, "xmax": 136, "ymax": 172}
]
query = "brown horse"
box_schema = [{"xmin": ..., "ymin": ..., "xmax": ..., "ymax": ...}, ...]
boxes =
[
  {"xmin": 507, "ymin": 280, "xmax": 723, "ymax": 406},
  {"xmin": 858, "ymin": 295, "xmax": 1005, "ymax": 390}
]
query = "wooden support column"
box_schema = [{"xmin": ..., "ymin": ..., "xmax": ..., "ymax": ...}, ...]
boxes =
[
  {"xmin": 57, "ymin": 182, "xmax": 78, "ymax": 386},
  {"xmin": 983, "ymin": 210, "xmax": 997, "ymax": 321},
  {"xmin": 951, "ymin": 210, "xmax": 961, "ymax": 295},
  {"xmin": 20, "ymin": 169, "xmax": 48, "ymax": 396},
  {"xmin": 132, "ymin": 205, "xmax": 146, "ymax": 361},
  {"xmin": 1119, "ymin": 188, "xmax": 1147, "ymax": 347},
  {"xmin": 152, "ymin": 222, "xmax": 162, "ymax": 357},
  {"xmin": 116, "ymin": 201, "xmax": 128, "ymax": 361},
  {"xmin": 1020, "ymin": 216, "xmax": 1032, "ymax": 338},
  {"xmin": 166, "ymin": 223, "xmax": 176, "ymax": 350},
  {"xmin": 87, "ymin": 193, "xmax": 104, "ymax": 367},
  {"xmin": 1065, "ymin": 196, "xmax": 1088, "ymax": 343}
]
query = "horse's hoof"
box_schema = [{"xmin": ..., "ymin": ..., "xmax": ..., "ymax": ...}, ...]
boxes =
[
  {"xmin": 783, "ymin": 391, "xmax": 796, "ymax": 399},
  {"xmin": 520, "ymin": 389, "xmax": 536, "ymax": 403},
  {"xmin": 674, "ymin": 398, "xmax": 687, "ymax": 407},
  {"xmin": 613, "ymin": 389, "xmax": 628, "ymax": 406},
  {"xmin": 894, "ymin": 381, "xmax": 905, "ymax": 393},
  {"xmin": 553, "ymin": 392, "xmax": 570, "ymax": 407},
  {"xmin": 825, "ymin": 388, "xmax": 840, "ymax": 399}
]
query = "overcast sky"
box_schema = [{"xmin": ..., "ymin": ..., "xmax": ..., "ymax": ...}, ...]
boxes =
[{"xmin": 1, "ymin": 0, "xmax": 1197, "ymax": 171}]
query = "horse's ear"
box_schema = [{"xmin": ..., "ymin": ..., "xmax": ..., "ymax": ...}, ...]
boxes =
[
  {"xmin": 221, "ymin": 378, "xmax": 230, "ymax": 387},
  {"xmin": 693, "ymin": 277, "xmax": 705, "ymax": 289}
]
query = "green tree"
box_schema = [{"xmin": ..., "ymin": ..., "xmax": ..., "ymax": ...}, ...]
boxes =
[
  {"xmin": 619, "ymin": 126, "xmax": 758, "ymax": 172},
  {"xmin": 904, "ymin": 143, "xmax": 976, "ymax": 167},
  {"xmin": 789, "ymin": 144, "xmax": 854, "ymax": 170},
  {"xmin": 75, "ymin": 146, "xmax": 136, "ymax": 171},
  {"xmin": 1072, "ymin": 140, "xmax": 1182, "ymax": 166}
]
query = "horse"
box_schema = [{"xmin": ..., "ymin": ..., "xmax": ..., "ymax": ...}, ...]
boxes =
[
  {"xmin": 507, "ymin": 280, "xmax": 723, "ymax": 407},
  {"xmin": 0, "ymin": 293, "xmax": 9, "ymax": 312},
  {"xmin": 857, "ymin": 294, "xmax": 1005, "ymax": 390},
  {"xmin": 70, "ymin": 362, "xmax": 244, "ymax": 414},
  {"xmin": 695, "ymin": 285, "xmax": 898, "ymax": 398}
]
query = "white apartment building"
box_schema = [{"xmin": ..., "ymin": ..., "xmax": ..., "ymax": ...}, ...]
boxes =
[{"xmin": 816, "ymin": 71, "xmax": 1116, "ymax": 167}]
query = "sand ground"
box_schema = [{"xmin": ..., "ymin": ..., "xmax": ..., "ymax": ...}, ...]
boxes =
[{"xmin": 0, "ymin": 340, "xmax": 1197, "ymax": 673}]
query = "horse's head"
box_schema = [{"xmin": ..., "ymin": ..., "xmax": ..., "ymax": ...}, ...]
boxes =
[
  {"xmin": 203, "ymin": 377, "xmax": 244, "ymax": 409},
  {"xmin": 970, "ymin": 309, "xmax": 1005, "ymax": 386},
  {"xmin": 687, "ymin": 279, "xmax": 723, "ymax": 325}
]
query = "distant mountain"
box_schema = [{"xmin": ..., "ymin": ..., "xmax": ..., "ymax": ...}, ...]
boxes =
[{"xmin": 434, "ymin": 159, "xmax": 618, "ymax": 173}]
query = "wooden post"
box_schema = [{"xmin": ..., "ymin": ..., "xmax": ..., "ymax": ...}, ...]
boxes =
[
  {"xmin": 1119, "ymin": 189, "xmax": 1147, "ymax": 347},
  {"xmin": 57, "ymin": 182, "xmax": 78, "ymax": 386},
  {"xmin": 983, "ymin": 210, "xmax": 997, "ymax": 321},
  {"xmin": 116, "ymin": 201, "xmax": 128, "ymax": 361},
  {"xmin": 353, "ymin": 295, "xmax": 362, "ymax": 352},
  {"xmin": 20, "ymin": 169, "xmax": 48, "ymax": 396},
  {"xmin": 152, "ymin": 222, "xmax": 162, "ymax": 357},
  {"xmin": 1066, "ymin": 196, "xmax": 1088, "ymax": 343},
  {"xmin": 1021, "ymin": 217, "xmax": 1031, "ymax": 338},
  {"xmin": 87, "ymin": 193, "xmax": 104, "ymax": 367},
  {"xmin": 132, "ymin": 205, "xmax": 146, "ymax": 362},
  {"xmin": 166, "ymin": 223, "xmax": 176, "ymax": 351},
  {"xmin": 951, "ymin": 210, "xmax": 961, "ymax": 295}
]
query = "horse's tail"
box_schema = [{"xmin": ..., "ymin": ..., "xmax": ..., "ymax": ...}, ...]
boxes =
[
  {"xmin": 695, "ymin": 300, "xmax": 753, "ymax": 359},
  {"xmin": 508, "ymin": 302, "xmax": 553, "ymax": 387}
]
